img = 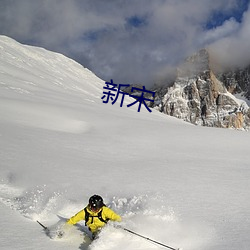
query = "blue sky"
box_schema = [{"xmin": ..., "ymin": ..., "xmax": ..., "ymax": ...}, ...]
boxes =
[
  {"xmin": 206, "ymin": 0, "xmax": 249, "ymax": 28},
  {"xmin": 0, "ymin": 0, "xmax": 249, "ymax": 86}
]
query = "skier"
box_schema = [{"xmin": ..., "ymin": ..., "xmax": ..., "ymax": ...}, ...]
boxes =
[{"xmin": 66, "ymin": 194, "xmax": 121, "ymax": 239}]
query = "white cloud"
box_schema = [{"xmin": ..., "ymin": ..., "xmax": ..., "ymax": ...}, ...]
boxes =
[
  {"xmin": 209, "ymin": 5, "xmax": 250, "ymax": 69},
  {"xmin": 200, "ymin": 18, "xmax": 240, "ymax": 45}
]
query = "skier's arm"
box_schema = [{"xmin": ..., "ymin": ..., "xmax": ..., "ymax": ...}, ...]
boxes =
[
  {"xmin": 67, "ymin": 209, "xmax": 85, "ymax": 225},
  {"xmin": 104, "ymin": 207, "xmax": 122, "ymax": 222}
]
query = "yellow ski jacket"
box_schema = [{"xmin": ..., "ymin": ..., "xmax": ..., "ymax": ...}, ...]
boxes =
[{"xmin": 67, "ymin": 206, "xmax": 121, "ymax": 233}]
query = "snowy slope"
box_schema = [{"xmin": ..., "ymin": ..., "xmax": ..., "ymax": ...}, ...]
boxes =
[{"xmin": 0, "ymin": 36, "xmax": 250, "ymax": 250}]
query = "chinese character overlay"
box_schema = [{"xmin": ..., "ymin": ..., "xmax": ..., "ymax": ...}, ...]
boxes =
[
  {"xmin": 127, "ymin": 86, "xmax": 155, "ymax": 112},
  {"xmin": 102, "ymin": 79, "xmax": 155, "ymax": 112}
]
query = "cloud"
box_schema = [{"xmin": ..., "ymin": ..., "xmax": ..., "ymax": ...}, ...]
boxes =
[
  {"xmin": 200, "ymin": 18, "xmax": 240, "ymax": 45},
  {"xmin": 209, "ymin": 4, "xmax": 250, "ymax": 69},
  {"xmin": 0, "ymin": 0, "xmax": 249, "ymax": 86}
]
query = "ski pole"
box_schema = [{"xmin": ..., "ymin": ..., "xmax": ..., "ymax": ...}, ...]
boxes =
[
  {"xmin": 37, "ymin": 220, "xmax": 48, "ymax": 231},
  {"xmin": 122, "ymin": 227, "xmax": 180, "ymax": 250}
]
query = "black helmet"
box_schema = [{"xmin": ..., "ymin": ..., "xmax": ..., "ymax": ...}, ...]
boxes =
[{"xmin": 89, "ymin": 195, "xmax": 104, "ymax": 210}]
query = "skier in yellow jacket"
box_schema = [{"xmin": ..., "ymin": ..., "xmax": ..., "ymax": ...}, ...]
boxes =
[{"xmin": 67, "ymin": 195, "xmax": 121, "ymax": 238}]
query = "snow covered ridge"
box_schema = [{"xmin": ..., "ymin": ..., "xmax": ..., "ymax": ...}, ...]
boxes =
[
  {"xmin": 0, "ymin": 35, "xmax": 105, "ymax": 133},
  {"xmin": 0, "ymin": 35, "xmax": 104, "ymax": 100},
  {"xmin": 153, "ymin": 49, "xmax": 250, "ymax": 130}
]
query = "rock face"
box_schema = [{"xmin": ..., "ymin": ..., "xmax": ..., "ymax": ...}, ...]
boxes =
[
  {"xmin": 153, "ymin": 49, "xmax": 250, "ymax": 129},
  {"xmin": 217, "ymin": 66, "xmax": 250, "ymax": 100}
]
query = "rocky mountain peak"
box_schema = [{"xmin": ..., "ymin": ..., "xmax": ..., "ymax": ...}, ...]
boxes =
[
  {"xmin": 177, "ymin": 48, "xmax": 210, "ymax": 78},
  {"xmin": 153, "ymin": 49, "xmax": 250, "ymax": 130}
]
